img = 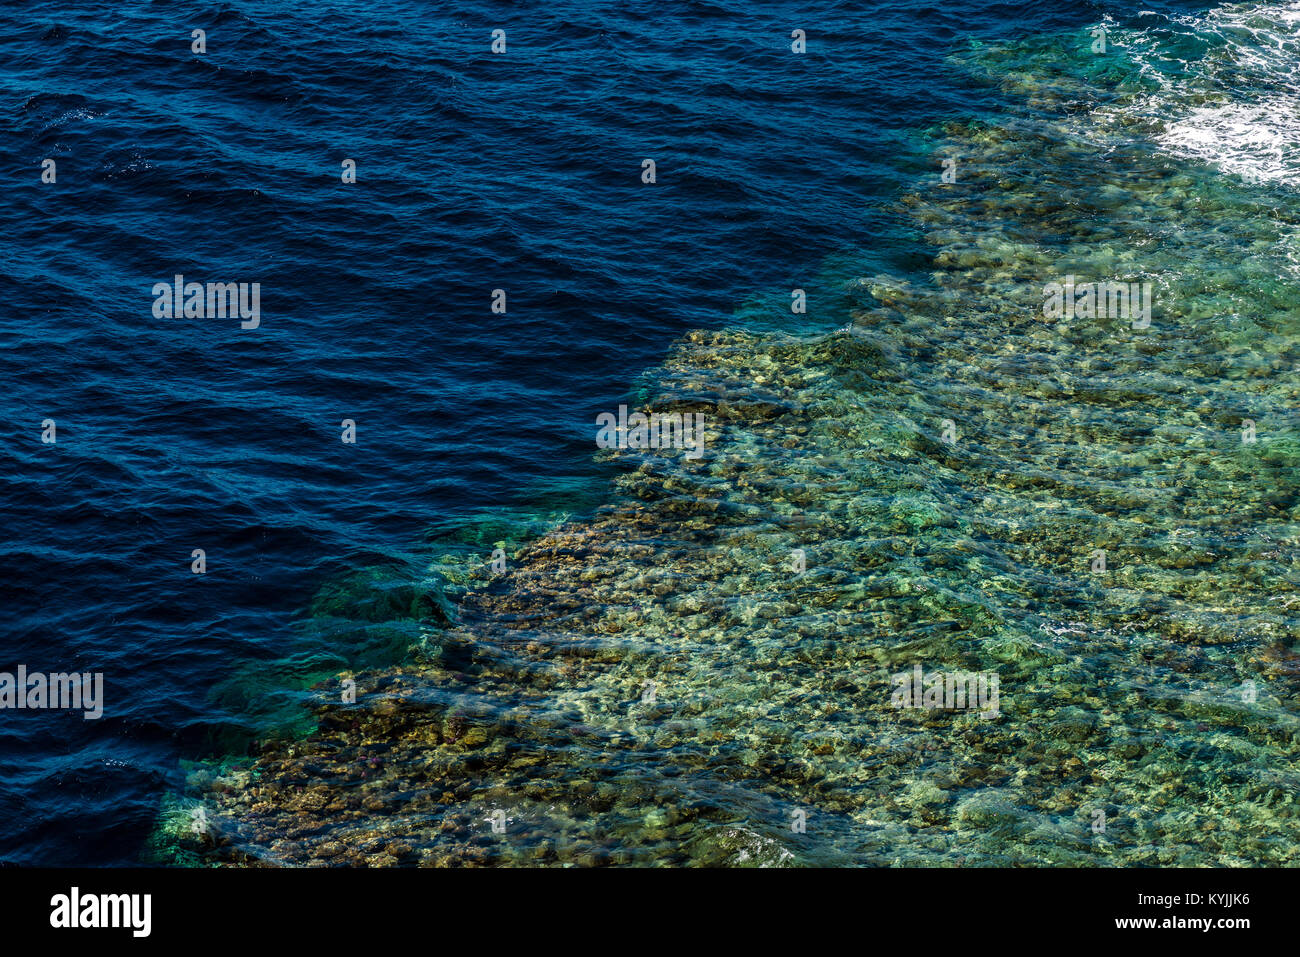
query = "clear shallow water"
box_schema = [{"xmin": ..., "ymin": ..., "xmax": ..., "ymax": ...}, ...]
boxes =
[{"xmin": 7, "ymin": 0, "xmax": 1299, "ymax": 866}]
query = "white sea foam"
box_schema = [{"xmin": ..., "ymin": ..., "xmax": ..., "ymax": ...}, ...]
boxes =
[
  {"xmin": 1107, "ymin": 2, "xmax": 1300, "ymax": 187},
  {"xmin": 1160, "ymin": 93, "xmax": 1300, "ymax": 185}
]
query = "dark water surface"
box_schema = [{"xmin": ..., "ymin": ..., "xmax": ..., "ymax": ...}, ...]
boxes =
[{"xmin": 6, "ymin": 0, "xmax": 1293, "ymax": 867}]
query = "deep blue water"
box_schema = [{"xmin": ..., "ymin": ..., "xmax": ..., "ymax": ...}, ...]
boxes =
[{"xmin": 0, "ymin": 0, "xmax": 1203, "ymax": 866}]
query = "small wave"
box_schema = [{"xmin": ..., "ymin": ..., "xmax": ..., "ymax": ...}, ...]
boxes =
[
  {"xmin": 1107, "ymin": 2, "xmax": 1300, "ymax": 186},
  {"xmin": 1160, "ymin": 93, "xmax": 1300, "ymax": 185}
]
